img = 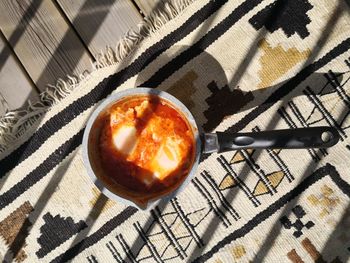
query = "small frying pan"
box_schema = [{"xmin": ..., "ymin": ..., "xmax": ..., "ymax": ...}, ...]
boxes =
[{"xmin": 82, "ymin": 88, "xmax": 340, "ymax": 210}]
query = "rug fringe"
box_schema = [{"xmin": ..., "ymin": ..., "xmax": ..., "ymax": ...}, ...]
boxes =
[{"xmin": 0, "ymin": 0, "xmax": 196, "ymax": 154}]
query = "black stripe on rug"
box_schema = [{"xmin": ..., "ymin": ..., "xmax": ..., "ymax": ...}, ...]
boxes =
[
  {"xmin": 0, "ymin": 0, "xmax": 229, "ymax": 178},
  {"xmin": 192, "ymin": 163, "xmax": 350, "ymax": 263},
  {"xmin": 0, "ymin": 129, "xmax": 84, "ymax": 209}
]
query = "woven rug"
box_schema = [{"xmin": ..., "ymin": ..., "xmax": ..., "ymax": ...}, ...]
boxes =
[{"xmin": 1, "ymin": 0, "xmax": 350, "ymax": 262}]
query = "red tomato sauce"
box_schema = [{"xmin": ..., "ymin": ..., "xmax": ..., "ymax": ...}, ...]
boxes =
[{"xmin": 96, "ymin": 95, "xmax": 196, "ymax": 196}]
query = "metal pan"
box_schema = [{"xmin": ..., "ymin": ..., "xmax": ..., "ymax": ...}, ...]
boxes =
[{"xmin": 82, "ymin": 88, "xmax": 339, "ymax": 210}]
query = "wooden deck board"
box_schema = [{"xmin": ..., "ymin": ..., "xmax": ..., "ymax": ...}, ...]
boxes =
[
  {"xmin": 134, "ymin": 0, "xmax": 165, "ymax": 15},
  {"xmin": 57, "ymin": 0, "xmax": 143, "ymax": 56},
  {"xmin": 0, "ymin": 0, "xmax": 92, "ymax": 91},
  {"xmin": 0, "ymin": 30, "xmax": 39, "ymax": 115}
]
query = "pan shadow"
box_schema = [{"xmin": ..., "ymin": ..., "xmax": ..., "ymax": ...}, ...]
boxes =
[{"xmin": 136, "ymin": 46, "xmax": 332, "ymax": 133}]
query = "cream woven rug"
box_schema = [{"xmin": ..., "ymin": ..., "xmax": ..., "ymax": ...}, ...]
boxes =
[{"xmin": 1, "ymin": 0, "xmax": 350, "ymax": 262}]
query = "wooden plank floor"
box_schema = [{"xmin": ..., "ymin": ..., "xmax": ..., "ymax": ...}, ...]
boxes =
[
  {"xmin": 0, "ymin": 30, "xmax": 39, "ymax": 116},
  {"xmin": 0, "ymin": 0, "xmax": 163, "ymax": 116}
]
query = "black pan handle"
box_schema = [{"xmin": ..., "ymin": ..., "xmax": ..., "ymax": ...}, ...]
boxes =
[{"xmin": 216, "ymin": 127, "xmax": 340, "ymax": 153}]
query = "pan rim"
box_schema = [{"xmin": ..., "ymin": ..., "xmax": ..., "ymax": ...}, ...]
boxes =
[{"xmin": 82, "ymin": 87, "xmax": 201, "ymax": 211}]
